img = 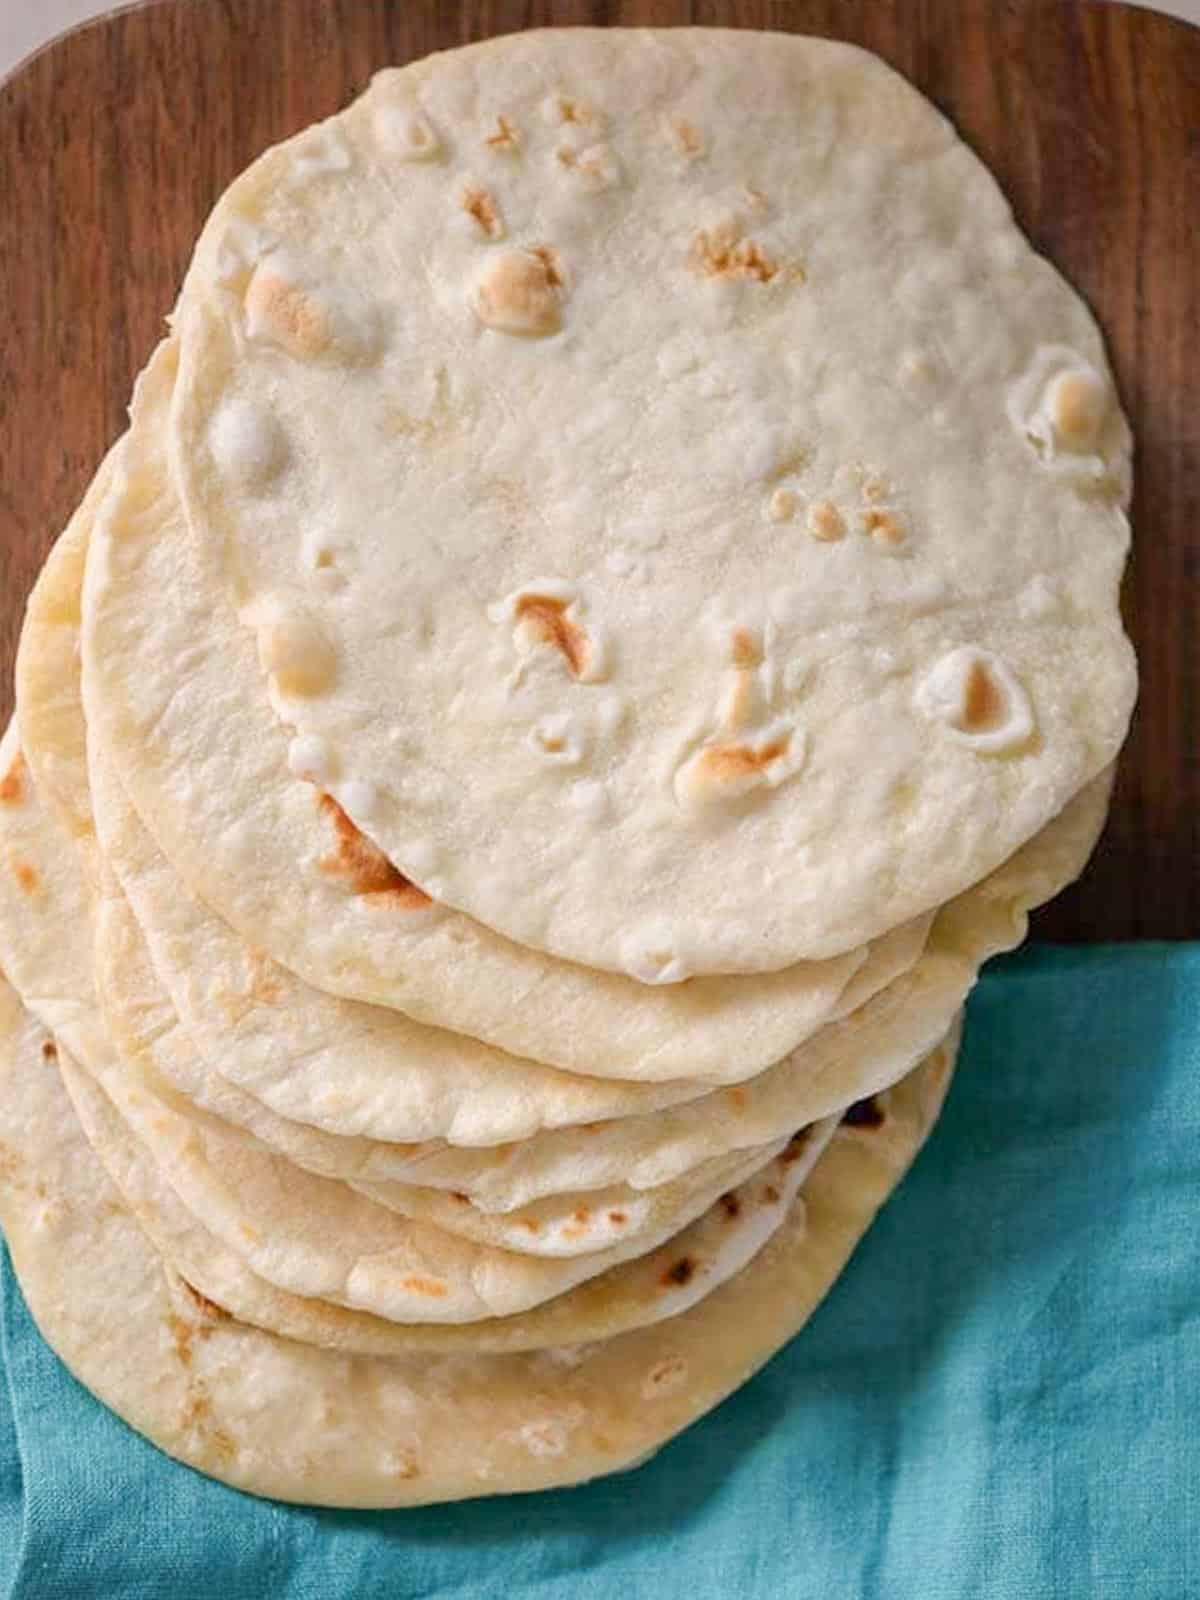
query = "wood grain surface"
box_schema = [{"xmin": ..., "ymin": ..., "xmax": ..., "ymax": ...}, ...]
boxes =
[{"xmin": 1, "ymin": 0, "xmax": 1196, "ymax": 941}]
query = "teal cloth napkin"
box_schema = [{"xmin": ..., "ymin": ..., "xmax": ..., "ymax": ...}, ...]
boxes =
[{"xmin": 2, "ymin": 943, "xmax": 1197, "ymax": 1599}]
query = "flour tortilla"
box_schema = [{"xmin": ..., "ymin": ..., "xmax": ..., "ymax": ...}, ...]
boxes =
[
  {"xmin": 0, "ymin": 969, "xmax": 957, "ymax": 1503},
  {"xmin": 80, "ymin": 338, "xmax": 928, "ymax": 1086},
  {"xmin": 170, "ymin": 28, "xmax": 1134, "ymax": 979}
]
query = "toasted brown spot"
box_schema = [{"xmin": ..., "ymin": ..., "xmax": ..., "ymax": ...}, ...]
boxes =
[
  {"xmin": 11, "ymin": 861, "xmax": 38, "ymax": 894},
  {"xmin": 450, "ymin": 1191, "xmax": 470, "ymax": 1205},
  {"xmin": 181, "ymin": 1391, "xmax": 210, "ymax": 1424},
  {"xmin": 842, "ymin": 1095, "xmax": 886, "ymax": 1129},
  {"xmin": 166, "ymin": 1313, "xmax": 195, "ymax": 1367},
  {"xmin": 40, "ymin": 1040, "xmax": 58, "ymax": 1062},
  {"xmin": 522, "ymin": 1218, "xmax": 542, "ymax": 1234},
  {"xmin": 961, "ymin": 659, "xmax": 1007, "ymax": 731},
  {"xmin": 183, "ymin": 1392, "xmax": 236, "ymax": 1462},
  {"xmin": 244, "ymin": 947, "xmax": 284, "ymax": 1006},
  {"xmin": 719, "ymin": 1192, "xmax": 741, "ymax": 1219},
  {"xmin": 318, "ymin": 794, "xmax": 432, "ymax": 907},
  {"xmin": 514, "ymin": 594, "xmax": 589, "ymax": 676},
  {"xmin": 473, "ymin": 247, "xmax": 566, "ymax": 336},
  {"xmin": 572, "ymin": 1207, "xmax": 591, "ymax": 1225},
  {"xmin": 400, "ymin": 1275, "xmax": 449, "ymax": 1299},
  {"xmin": 696, "ymin": 736, "xmax": 790, "ymax": 784},
  {"xmin": 862, "ymin": 474, "xmax": 889, "ymax": 504},
  {"xmin": 0, "ymin": 754, "xmax": 25, "ymax": 804},
  {"xmin": 768, "ymin": 487, "xmax": 797, "ymax": 523},
  {"xmin": 727, "ymin": 1086, "xmax": 748, "ymax": 1111},
  {"xmin": 644, "ymin": 1354, "xmax": 689, "ymax": 1395},
  {"xmin": 530, "ymin": 244, "xmax": 565, "ymax": 289},
  {"xmin": 662, "ymin": 1257, "xmax": 695, "ymax": 1288},
  {"xmin": 390, "ymin": 1448, "xmax": 422, "ymax": 1480},
  {"xmin": 461, "ymin": 184, "xmax": 504, "ymax": 239},
  {"xmin": 861, "ymin": 508, "xmax": 905, "ymax": 548},
  {"xmin": 0, "ymin": 1141, "xmax": 23, "ymax": 1186},
  {"xmin": 808, "ymin": 500, "xmax": 846, "ymax": 543},
  {"xmin": 780, "ymin": 1129, "xmax": 812, "ymax": 1164},
  {"xmin": 763, "ymin": 1185, "xmax": 781, "ymax": 1204},
  {"xmin": 484, "ymin": 115, "xmax": 520, "ymax": 152},
  {"xmin": 667, "ymin": 116, "xmax": 705, "ymax": 157},
  {"xmin": 209, "ymin": 1428, "xmax": 237, "ymax": 1462},
  {"xmin": 182, "ymin": 1279, "xmax": 232, "ymax": 1322},
  {"xmin": 608, "ymin": 1210, "xmax": 628, "ymax": 1225},
  {"xmin": 690, "ymin": 222, "xmax": 778, "ymax": 283},
  {"xmin": 729, "ymin": 629, "xmax": 762, "ymax": 670},
  {"xmin": 553, "ymin": 96, "xmax": 597, "ymax": 127},
  {"xmin": 245, "ymin": 271, "xmax": 332, "ymax": 358},
  {"xmin": 1050, "ymin": 369, "xmax": 1107, "ymax": 448}
]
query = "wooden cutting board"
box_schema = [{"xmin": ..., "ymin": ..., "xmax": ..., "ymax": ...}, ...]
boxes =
[{"xmin": 1, "ymin": 0, "xmax": 1196, "ymax": 941}]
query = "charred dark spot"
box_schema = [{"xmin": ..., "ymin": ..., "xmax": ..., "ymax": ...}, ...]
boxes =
[
  {"xmin": 450, "ymin": 1191, "xmax": 470, "ymax": 1204},
  {"xmin": 662, "ymin": 1257, "xmax": 695, "ymax": 1288},
  {"xmin": 842, "ymin": 1095, "xmax": 886, "ymax": 1129},
  {"xmin": 780, "ymin": 1128, "xmax": 812, "ymax": 1163},
  {"xmin": 719, "ymin": 1192, "xmax": 741, "ymax": 1220},
  {"xmin": 41, "ymin": 1040, "xmax": 58, "ymax": 1062},
  {"xmin": 317, "ymin": 794, "xmax": 432, "ymax": 907}
]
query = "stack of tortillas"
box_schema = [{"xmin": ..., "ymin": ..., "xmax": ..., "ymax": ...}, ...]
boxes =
[{"xmin": 0, "ymin": 29, "xmax": 1135, "ymax": 1507}]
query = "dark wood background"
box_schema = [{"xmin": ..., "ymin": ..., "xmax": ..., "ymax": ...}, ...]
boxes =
[{"xmin": 1, "ymin": 0, "xmax": 1196, "ymax": 940}]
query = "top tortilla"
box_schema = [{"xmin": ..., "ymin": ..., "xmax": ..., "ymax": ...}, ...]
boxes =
[{"xmin": 170, "ymin": 27, "xmax": 1134, "ymax": 978}]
